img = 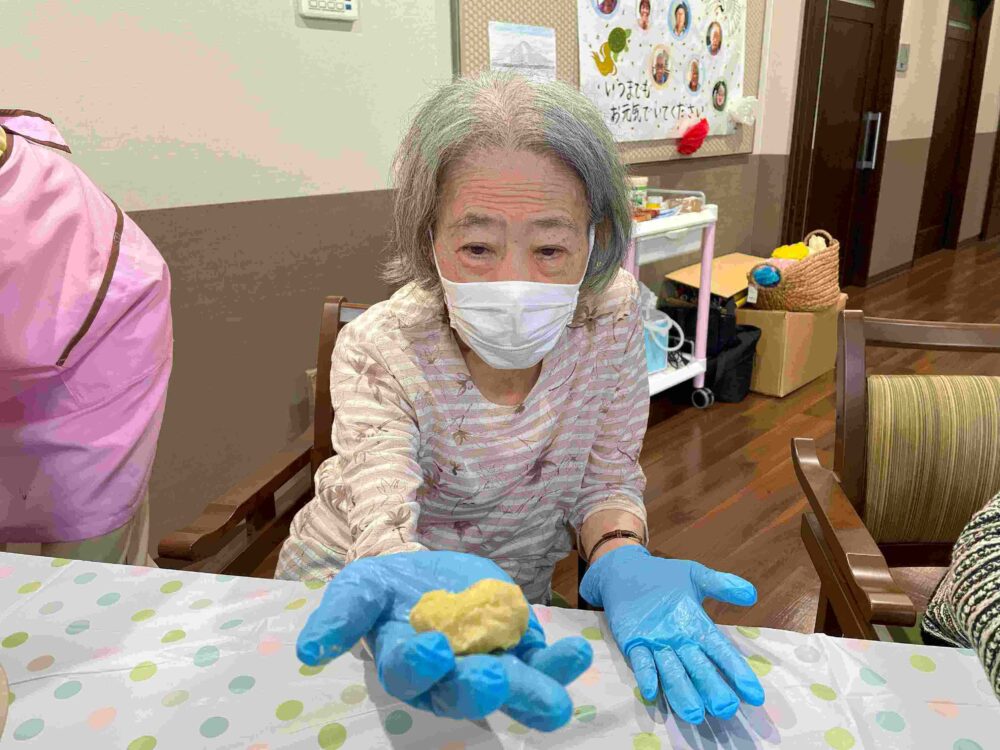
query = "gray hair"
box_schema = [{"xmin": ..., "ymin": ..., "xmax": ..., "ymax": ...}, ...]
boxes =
[{"xmin": 383, "ymin": 70, "xmax": 632, "ymax": 295}]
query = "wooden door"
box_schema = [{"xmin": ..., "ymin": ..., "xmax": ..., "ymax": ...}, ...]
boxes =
[
  {"xmin": 784, "ymin": 0, "xmax": 903, "ymax": 287},
  {"xmin": 914, "ymin": 1, "xmax": 979, "ymax": 258}
]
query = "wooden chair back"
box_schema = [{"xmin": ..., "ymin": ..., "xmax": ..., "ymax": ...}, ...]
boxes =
[
  {"xmin": 311, "ymin": 297, "xmax": 370, "ymax": 476},
  {"xmin": 156, "ymin": 296, "xmax": 370, "ymax": 576},
  {"xmin": 834, "ymin": 310, "xmax": 1000, "ymax": 565}
]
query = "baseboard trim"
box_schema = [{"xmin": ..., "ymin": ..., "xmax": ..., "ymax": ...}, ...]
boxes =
[
  {"xmin": 866, "ymin": 260, "xmax": 913, "ymax": 287},
  {"xmin": 956, "ymin": 235, "xmax": 981, "ymax": 249}
]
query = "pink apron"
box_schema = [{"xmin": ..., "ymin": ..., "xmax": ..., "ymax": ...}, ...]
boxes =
[{"xmin": 0, "ymin": 111, "xmax": 173, "ymax": 542}]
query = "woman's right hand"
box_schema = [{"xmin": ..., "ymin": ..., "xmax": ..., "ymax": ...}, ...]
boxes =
[{"xmin": 296, "ymin": 551, "xmax": 593, "ymax": 731}]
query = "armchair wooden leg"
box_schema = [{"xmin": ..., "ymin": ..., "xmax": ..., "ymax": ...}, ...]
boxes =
[
  {"xmin": 815, "ymin": 587, "xmax": 843, "ymax": 637},
  {"xmin": 801, "ymin": 513, "xmax": 878, "ymax": 640}
]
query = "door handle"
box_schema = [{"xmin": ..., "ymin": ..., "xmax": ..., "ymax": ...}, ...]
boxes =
[{"xmin": 858, "ymin": 111, "xmax": 882, "ymax": 170}]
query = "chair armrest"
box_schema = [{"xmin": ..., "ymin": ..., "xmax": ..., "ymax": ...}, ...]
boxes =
[
  {"xmin": 792, "ymin": 437, "xmax": 916, "ymax": 626},
  {"xmin": 158, "ymin": 429, "xmax": 313, "ymax": 562}
]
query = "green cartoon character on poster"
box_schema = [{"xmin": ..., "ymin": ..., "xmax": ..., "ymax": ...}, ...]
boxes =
[{"xmin": 591, "ymin": 26, "xmax": 630, "ymax": 76}]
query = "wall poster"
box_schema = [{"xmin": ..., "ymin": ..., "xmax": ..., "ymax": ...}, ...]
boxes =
[{"xmin": 578, "ymin": 0, "xmax": 746, "ymax": 142}]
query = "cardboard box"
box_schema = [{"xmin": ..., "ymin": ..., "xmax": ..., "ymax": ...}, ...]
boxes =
[
  {"xmin": 663, "ymin": 252, "xmax": 762, "ymax": 310},
  {"xmin": 736, "ymin": 294, "xmax": 848, "ymax": 397}
]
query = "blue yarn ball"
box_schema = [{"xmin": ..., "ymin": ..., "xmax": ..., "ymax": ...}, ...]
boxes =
[{"xmin": 752, "ymin": 265, "xmax": 781, "ymax": 287}]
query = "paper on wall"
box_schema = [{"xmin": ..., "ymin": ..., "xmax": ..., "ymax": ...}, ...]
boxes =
[{"xmin": 489, "ymin": 22, "xmax": 557, "ymax": 81}]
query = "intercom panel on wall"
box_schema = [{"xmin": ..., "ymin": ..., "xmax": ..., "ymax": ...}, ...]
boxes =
[{"xmin": 299, "ymin": 0, "xmax": 358, "ymax": 21}]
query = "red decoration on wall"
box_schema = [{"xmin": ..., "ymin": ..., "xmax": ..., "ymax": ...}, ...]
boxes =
[{"xmin": 677, "ymin": 118, "xmax": 710, "ymax": 155}]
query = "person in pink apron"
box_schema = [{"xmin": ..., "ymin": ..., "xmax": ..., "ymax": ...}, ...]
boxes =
[{"xmin": 0, "ymin": 110, "xmax": 173, "ymax": 565}]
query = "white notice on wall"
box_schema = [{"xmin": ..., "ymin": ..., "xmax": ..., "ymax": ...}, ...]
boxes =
[{"xmin": 489, "ymin": 22, "xmax": 557, "ymax": 81}]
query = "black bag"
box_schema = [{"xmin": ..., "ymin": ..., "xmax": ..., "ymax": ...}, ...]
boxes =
[
  {"xmin": 657, "ymin": 297, "xmax": 737, "ymax": 358},
  {"xmin": 706, "ymin": 325, "xmax": 761, "ymax": 402}
]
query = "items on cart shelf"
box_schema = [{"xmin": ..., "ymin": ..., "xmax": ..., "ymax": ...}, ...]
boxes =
[
  {"xmin": 628, "ymin": 175, "xmax": 648, "ymax": 209},
  {"xmin": 630, "ymin": 182, "xmax": 705, "ymax": 222},
  {"xmin": 632, "ymin": 189, "xmax": 717, "ymax": 406},
  {"xmin": 639, "ymin": 282, "xmax": 684, "ymax": 374},
  {"xmin": 633, "ymin": 207, "xmax": 660, "ymax": 222},
  {"xmin": 748, "ymin": 229, "xmax": 842, "ymax": 312},
  {"xmin": 658, "ymin": 296, "xmax": 735, "ymax": 359}
]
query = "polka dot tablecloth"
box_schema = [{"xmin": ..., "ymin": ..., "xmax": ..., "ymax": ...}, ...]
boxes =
[{"xmin": 0, "ymin": 553, "xmax": 997, "ymax": 749}]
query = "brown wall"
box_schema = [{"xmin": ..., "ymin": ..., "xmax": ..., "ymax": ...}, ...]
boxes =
[
  {"xmin": 868, "ymin": 138, "xmax": 933, "ymax": 278},
  {"xmin": 132, "ymin": 192, "xmax": 396, "ymax": 544},
  {"xmin": 960, "ymin": 130, "xmax": 1000, "ymax": 240}
]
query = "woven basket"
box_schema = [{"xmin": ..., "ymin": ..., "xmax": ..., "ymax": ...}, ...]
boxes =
[{"xmin": 749, "ymin": 230, "xmax": 841, "ymax": 312}]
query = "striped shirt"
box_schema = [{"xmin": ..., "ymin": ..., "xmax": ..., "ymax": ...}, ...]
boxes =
[{"xmin": 275, "ymin": 269, "xmax": 648, "ymax": 603}]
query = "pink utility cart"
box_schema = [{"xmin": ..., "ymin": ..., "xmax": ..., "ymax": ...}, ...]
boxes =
[{"xmin": 623, "ymin": 189, "xmax": 718, "ymax": 409}]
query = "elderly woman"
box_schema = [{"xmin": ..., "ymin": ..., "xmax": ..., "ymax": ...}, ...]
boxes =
[
  {"xmin": 708, "ymin": 21, "xmax": 723, "ymax": 55},
  {"xmin": 282, "ymin": 73, "xmax": 764, "ymax": 732},
  {"xmin": 689, "ymin": 60, "xmax": 701, "ymax": 92}
]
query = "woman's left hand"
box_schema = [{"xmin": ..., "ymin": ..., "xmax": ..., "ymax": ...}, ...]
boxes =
[{"xmin": 580, "ymin": 545, "xmax": 766, "ymax": 724}]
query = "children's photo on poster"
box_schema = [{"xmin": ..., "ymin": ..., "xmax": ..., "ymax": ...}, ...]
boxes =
[{"xmin": 577, "ymin": 0, "xmax": 746, "ymax": 142}]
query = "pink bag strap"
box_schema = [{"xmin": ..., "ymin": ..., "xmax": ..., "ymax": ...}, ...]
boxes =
[{"xmin": 0, "ymin": 109, "xmax": 71, "ymax": 153}]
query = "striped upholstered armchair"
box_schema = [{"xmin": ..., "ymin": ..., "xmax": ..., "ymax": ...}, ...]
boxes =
[{"xmin": 792, "ymin": 311, "xmax": 1000, "ymax": 642}]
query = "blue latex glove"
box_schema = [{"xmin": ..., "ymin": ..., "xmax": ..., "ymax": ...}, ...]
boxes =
[
  {"xmin": 580, "ymin": 545, "xmax": 765, "ymax": 724},
  {"xmin": 297, "ymin": 551, "xmax": 593, "ymax": 731}
]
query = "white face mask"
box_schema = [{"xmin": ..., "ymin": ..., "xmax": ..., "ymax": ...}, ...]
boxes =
[{"xmin": 431, "ymin": 225, "xmax": 595, "ymax": 370}]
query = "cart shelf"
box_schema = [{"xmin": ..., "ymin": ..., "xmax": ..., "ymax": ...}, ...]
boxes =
[{"xmin": 626, "ymin": 189, "xmax": 718, "ymax": 408}]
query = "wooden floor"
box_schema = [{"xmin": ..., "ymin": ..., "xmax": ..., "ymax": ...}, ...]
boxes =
[{"xmin": 553, "ymin": 241, "xmax": 1000, "ymax": 629}]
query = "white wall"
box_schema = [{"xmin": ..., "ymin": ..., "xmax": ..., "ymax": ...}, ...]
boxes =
[
  {"xmin": 753, "ymin": 0, "xmax": 806, "ymax": 156},
  {"xmin": 886, "ymin": 0, "xmax": 951, "ymax": 142},
  {"xmin": 3, "ymin": 0, "xmax": 453, "ymax": 210},
  {"xmin": 976, "ymin": 4, "xmax": 1000, "ymax": 134}
]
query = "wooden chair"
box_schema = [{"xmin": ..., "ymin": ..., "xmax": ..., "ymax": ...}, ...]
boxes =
[
  {"xmin": 158, "ymin": 296, "xmax": 588, "ymax": 603},
  {"xmin": 793, "ymin": 310, "xmax": 1000, "ymax": 641},
  {"xmin": 157, "ymin": 296, "xmax": 368, "ymax": 576}
]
